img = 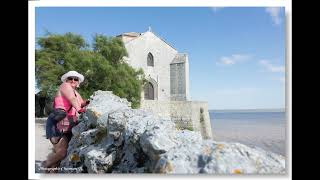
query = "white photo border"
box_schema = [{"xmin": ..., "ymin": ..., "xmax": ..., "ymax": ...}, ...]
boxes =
[{"xmin": 29, "ymin": 0, "xmax": 291, "ymax": 179}]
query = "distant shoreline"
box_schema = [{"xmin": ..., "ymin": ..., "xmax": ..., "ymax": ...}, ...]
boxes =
[{"xmin": 209, "ymin": 108, "xmax": 286, "ymax": 113}]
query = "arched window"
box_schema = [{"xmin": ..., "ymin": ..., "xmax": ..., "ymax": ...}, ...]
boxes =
[
  {"xmin": 147, "ymin": 53, "xmax": 154, "ymax": 67},
  {"xmin": 144, "ymin": 82, "xmax": 154, "ymax": 100}
]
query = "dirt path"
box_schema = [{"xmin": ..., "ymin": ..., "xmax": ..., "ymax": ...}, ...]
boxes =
[{"xmin": 35, "ymin": 119, "xmax": 52, "ymax": 173}]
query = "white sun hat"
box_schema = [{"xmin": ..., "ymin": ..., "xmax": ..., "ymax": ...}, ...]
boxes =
[{"xmin": 61, "ymin": 71, "xmax": 84, "ymax": 83}]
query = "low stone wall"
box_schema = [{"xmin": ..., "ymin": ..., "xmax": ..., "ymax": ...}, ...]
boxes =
[
  {"xmin": 140, "ymin": 100, "xmax": 213, "ymax": 139},
  {"xmin": 190, "ymin": 102, "xmax": 212, "ymax": 139},
  {"xmin": 140, "ymin": 100, "xmax": 171, "ymax": 120}
]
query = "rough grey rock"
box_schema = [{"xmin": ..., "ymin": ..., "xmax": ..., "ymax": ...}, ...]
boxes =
[
  {"xmin": 84, "ymin": 148, "xmax": 116, "ymax": 173},
  {"xmin": 79, "ymin": 129, "xmax": 100, "ymax": 145},
  {"xmin": 140, "ymin": 118, "xmax": 178, "ymax": 160},
  {"xmin": 85, "ymin": 90, "xmax": 131, "ymax": 128},
  {"xmin": 71, "ymin": 121, "xmax": 88, "ymax": 137},
  {"xmin": 154, "ymin": 140, "xmax": 285, "ymax": 174},
  {"xmin": 59, "ymin": 90, "xmax": 285, "ymax": 174},
  {"xmin": 108, "ymin": 109, "xmax": 130, "ymax": 139}
]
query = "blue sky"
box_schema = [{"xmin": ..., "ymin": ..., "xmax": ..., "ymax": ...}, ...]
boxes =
[{"xmin": 35, "ymin": 7, "xmax": 285, "ymax": 110}]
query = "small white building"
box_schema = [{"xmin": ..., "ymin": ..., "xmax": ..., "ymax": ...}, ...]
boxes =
[
  {"xmin": 117, "ymin": 29, "xmax": 189, "ymax": 101},
  {"xmin": 117, "ymin": 29, "xmax": 212, "ymax": 139}
]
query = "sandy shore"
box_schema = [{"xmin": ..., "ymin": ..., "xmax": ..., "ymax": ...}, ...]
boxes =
[{"xmin": 211, "ymin": 122, "xmax": 286, "ymax": 156}]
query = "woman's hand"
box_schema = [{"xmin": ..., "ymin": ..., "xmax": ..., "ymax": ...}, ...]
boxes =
[
  {"xmin": 81, "ymin": 100, "xmax": 90, "ymax": 108},
  {"xmin": 78, "ymin": 108, "xmax": 86, "ymax": 114}
]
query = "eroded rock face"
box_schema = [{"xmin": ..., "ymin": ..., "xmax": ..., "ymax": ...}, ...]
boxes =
[
  {"xmin": 154, "ymin": 140, "xmax": 285, "ymax": 174},
  {"xmin": 59, "ymin": 90, "xmax": 285, "ymax": 174}
]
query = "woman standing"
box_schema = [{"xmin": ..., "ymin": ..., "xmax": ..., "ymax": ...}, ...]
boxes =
[{"xmin": 42, "ymin": 71, "xmax": 90, "ymax": 171}]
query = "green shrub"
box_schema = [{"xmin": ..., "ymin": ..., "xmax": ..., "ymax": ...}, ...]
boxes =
[{"xmin": 36, "ymin": 32, "xmax": 145, "ymax": 108}]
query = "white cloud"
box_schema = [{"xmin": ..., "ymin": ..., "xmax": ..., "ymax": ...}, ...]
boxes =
[
  {"xmin": 216, "ymin": 54, "xmax": 251, "ymax": 66},
  {"xmin": 259, "ymin": 60, "xmax": 285, "ymax": 72},
  {"xmin": 220, "ymin": 58, "xmax": 235, "ymax": 65},
  {"xmin": 265, "ymin": 7, "xmax": 282, "ymax": 25}
]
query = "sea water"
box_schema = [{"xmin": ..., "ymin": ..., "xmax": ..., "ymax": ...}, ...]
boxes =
[{"xmin": 210, "ymin": 110, "xmax": 286, "ymax": 156}]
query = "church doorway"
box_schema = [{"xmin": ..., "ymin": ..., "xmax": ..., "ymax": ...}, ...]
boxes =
[{"xmin": 144, "ymin": 82, "xmax": 154, "ymax": 100}]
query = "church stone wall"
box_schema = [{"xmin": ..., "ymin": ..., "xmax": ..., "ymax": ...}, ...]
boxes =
[
  {"xmin": 170, "ymin": 63, "xmax": 186, "ymax": 101},
  {"xmin": 170, "ymin": 53, "xmax": 189, "ymax": 101},
  {"xmin": 185, "ymin": 55, "xmax": 190, "ymax": 100},
  {"xmin": 124, "ymin": 32, "xmax": 178, "ymax": 101},
  {"xmin": 122, "ymin": 30, "xmax": 212, "ymax": 139},
  {"xmin": 140, "ymin": 100, "xmax": 213, "ymax": 139}
]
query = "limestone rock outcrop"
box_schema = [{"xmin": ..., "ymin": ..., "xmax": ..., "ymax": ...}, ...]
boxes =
[{"xmin": 59, "ymin": 90, "xmax": 285, "ymax": 174}]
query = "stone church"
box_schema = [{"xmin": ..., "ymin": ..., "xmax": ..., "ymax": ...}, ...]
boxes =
[
  {"xmin": 117, "ymin": 29, "xmax": 189, "ymax": 101},
  {"xmin": 117, "ymin": 29, "xmax": 213, "ymax": 139}
]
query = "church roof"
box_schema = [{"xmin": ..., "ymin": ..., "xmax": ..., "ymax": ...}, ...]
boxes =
[
  {"xmin": 171, "ymin": 53, "xmax": 187, "ymax": 64},
  {"xmin": 148, "ymin": 31, "xmax": 177, "ymax": 51},
  {"xmin": 117, "ymin": 29, "xmax": 177, "ymax": 51}
]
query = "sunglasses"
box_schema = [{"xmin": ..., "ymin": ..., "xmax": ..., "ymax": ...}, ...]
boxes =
[{"xmin": 67, "ymin": 77, "xmax": 79, "ymax": 81}]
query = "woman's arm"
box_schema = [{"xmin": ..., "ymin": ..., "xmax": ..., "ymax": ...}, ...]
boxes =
[
  {"xmin": 77, "ymin": 91, "xmax": 89, "ymax": 108},
  {"xmin": 60, "ymin": 83, "xmax": 81, "ymax": 111}
]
